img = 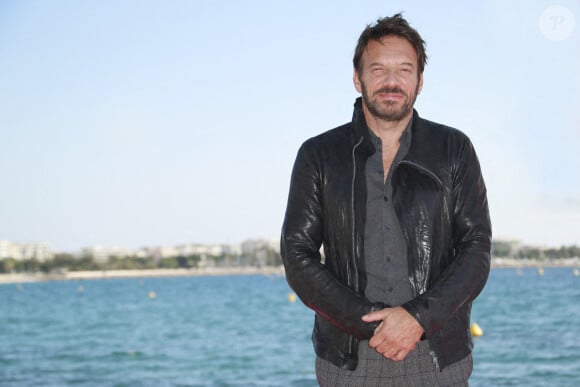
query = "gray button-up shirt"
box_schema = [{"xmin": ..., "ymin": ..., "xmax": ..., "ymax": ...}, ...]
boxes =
[{"xmin": 364, "ymin": 119, "xmax": 413, "ymax": 306}]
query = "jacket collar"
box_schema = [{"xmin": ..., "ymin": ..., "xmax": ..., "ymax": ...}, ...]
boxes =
[
  {"xmin": 351, "ymin": 97, "xmax": 443, "ymax": 188},
  {"xmin": 403, "ymin": 111, "xmax": 444, "ymax": 187},
  {"xmin": 351, "ymin": 98, "xmax": 375, "ymax": 156}
]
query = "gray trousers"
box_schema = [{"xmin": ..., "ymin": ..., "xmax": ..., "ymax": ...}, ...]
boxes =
[{"xmin": 316, "ymin": 340, "xmax": 472, "ymax": 386}]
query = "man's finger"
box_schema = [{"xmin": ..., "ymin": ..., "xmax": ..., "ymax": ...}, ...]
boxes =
[
  {"xmin": 390, "ymin": 349, "xmax": 409, "ymax": 362},
  {"xmin": 362, "ymin": 309, "xmax": 388, "ymax": 322},
  {"xmin": 368, "ymin": 328, "xmax": 389, "ymax": 348}
]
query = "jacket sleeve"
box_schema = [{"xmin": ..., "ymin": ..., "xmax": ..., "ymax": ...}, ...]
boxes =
[
  {"xmin": 402, "ymin": 137, "xmax": 492, "ymax": 335},
  {"xmin": 280, "ymin": 141, "xmax": 381, "ymax": 339}
]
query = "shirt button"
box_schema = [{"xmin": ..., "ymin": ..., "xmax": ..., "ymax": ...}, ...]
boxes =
[
  {"xmin": 384, "ymin": 225, "xmax": 391, "ymax": 231},
  {"xmin": 388, "ymin": 287, "xmax": 394, "ymax": 292},
  {"xmin": 383, "ymin": 196, "xmax": 388, "ymax": 202},
  {"xmin": 386, "ymin": 256, "xmax": 392, "ymax": 262}
]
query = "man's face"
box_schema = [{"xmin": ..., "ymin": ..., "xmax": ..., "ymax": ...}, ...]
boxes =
[{"xmin": 354, "ymin": 35, "xmax": 423, "ymax": 122}]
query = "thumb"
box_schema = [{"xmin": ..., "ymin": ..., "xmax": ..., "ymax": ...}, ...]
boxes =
[{"xmin": 362, "ymin": 309, "xmax": 387, "ymax": 322}]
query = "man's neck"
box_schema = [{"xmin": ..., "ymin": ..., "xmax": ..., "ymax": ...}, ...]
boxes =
[{"xmin": 363, "ymin": 105, "xmax": 412, "ymax": 146}]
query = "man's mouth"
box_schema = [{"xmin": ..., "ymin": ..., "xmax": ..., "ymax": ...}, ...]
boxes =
[{"xmin": 376, "ymin": 88, "xmax": 405, "ymax": 99}]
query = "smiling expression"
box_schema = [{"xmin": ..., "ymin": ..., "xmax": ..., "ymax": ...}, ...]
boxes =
[{"xmin": 354, "ymin": 35, "xmax": 423, "ymax": 122}]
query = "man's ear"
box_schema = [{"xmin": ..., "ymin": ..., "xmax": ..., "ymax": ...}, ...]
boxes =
[
  {"xmin": 417, "ymin": 73, "xmax": 424, "ymax": 95},
  {"xmin": 353, "ymin": 69, "xmax": 362, "ymax": 93}
]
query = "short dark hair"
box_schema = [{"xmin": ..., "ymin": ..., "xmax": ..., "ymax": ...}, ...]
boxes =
[{"xmin": 353, "ymin": 13, "xmax": 427, "ymax": 74}]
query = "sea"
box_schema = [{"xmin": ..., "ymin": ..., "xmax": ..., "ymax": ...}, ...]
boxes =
[{"xmin": 1, "ymin": 267, "xmax": 579, "ymax": 386}]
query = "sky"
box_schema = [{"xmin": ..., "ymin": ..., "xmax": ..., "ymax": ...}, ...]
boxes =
[{"xmin": 0, "ymin": 0, "xmax": 578, "ymax": 252}]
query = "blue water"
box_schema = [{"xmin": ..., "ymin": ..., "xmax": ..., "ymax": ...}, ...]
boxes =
[{"xmin": 0, "ymin": 268, "xmax": 578, "ymax": 386}]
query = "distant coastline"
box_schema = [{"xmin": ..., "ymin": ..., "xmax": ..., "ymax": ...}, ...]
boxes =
[
  {"xmin": 490, "ymin": 257, "xmax": 580, "ymax": 268},
  {"xmin": 0, "ymin": 266, "xmax": 285, "ymax": 284},
  {"xmin": 1, "ymin": 258, "xmax": 579, "ymax": 285}
]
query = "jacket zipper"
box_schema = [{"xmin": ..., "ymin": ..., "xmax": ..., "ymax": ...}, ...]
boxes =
[
  {"xmin": 350, "ymin": 136, "xmax": 364, "ymax": 290},
  {"xmin": 349, "ymin": 135, "xmax": 364, "ymax": 357},
  {"xmin": 398, "ymin": 160, "xmax": 443, "ymax": 187}
]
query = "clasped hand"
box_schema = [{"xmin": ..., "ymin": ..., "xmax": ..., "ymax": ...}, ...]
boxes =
[{"xmin": 361, "ymin": 306, "xmax": 424, "ymax": 362}]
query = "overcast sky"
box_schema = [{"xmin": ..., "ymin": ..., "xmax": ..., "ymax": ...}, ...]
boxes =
[{"xmin": 0, "ymin": 0, "xmax": 578, "ymax": 251}]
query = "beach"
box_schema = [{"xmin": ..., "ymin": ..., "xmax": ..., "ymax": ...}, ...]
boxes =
[{"xmin": 0, "ymin": 266, "xmax": 286, "ymax": 284}]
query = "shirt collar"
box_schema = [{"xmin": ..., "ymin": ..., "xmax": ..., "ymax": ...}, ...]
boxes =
[{"xmin": 367, "ymin": 116, "xmax": 414, "ymax": 151}]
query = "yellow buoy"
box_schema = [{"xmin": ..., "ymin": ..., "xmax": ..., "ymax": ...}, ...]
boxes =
[
  {"xmin": 573, "ymin": 268, "xmax": 580, "ymax": 277},
  {"xmin": 470, "ymin": 323, "xmax": 483, "ymax": 337},
  {"xmin": 288, "ymin": 292, "xmax": 296, "ymax": 303},
  {"xmin": 537, "ymin": 267, "xmax": 544, "ymax": 276},
  {"xmin": 149, "ymin": 291, "xmax": 156, "ymax": 299}
]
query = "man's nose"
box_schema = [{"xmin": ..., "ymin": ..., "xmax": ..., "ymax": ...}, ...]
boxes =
[{"xmin": 381, "ymin": 70, "xmax": 401, "ymax": 86}]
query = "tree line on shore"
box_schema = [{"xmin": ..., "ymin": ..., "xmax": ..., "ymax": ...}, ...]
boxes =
[
  {"xmin": 1, "ymin": 241, "xmax": 578, "ymax": 274},
  {"xmin": 491, "ymin": 241, "xmax": 580, "ymax": 260},
  {"xmin": 0, "ymin": 249, "xmax": 282, "ymax": 274}
]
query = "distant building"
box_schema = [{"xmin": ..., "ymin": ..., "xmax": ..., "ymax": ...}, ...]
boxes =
[
  {"xmin": 222, "ymin": 243, "xmax": 242, "ymax": 256},
  {"xmin": 0, "ymin": 241, "xmax": 53, "ymax": 261},
  {"xmin": 143, "ymin": 246, "xmax": 177, "ymax": 260},
  {"xmin": 491, "ymin": 239, "xmax": 524, "ymax": 257},
  {"xmin": 0, "ymin": 239, "xmax": 278, "ymax": 264},
  {"xmin": 176, "ymin": 244, "xmax": 226, "ymax": 257},
  {"xmin": 240, "ymin": 239, "xmax": 281, "ymax": 267},
  {"xmin": 0, "ymin": 241, "xmax": 17, "ymax": 259},
  {"xmin": 241, "ymin": 239, "xmax": 279, "ymax": 255},
  {"xmin": 80, "ymin": 245, "xmax": 136, "ymax": 263}
]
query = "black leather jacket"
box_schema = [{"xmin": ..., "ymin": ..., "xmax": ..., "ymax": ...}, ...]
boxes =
[{"xmin": 281, "ymin": 98, "xmax": 491, "ymax": 370}]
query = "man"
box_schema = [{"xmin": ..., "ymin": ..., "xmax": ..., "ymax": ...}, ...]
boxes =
[{"xmin": 280, "ymin": 14, "xmax": 491, "ymax": 386}]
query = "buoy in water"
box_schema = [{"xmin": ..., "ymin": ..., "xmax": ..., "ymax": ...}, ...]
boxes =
[
  {"xmin": 149, "ymin": 291, "xmax": 156, "ymax": 299},
  {"xmin": 288, "ymin": 292, "xmax": 296, "ymax": 303},
  {"xmin": 537, "ymin": 267, "xmax": 544, "ymax": 276},
  {"xmin": 573, "ymin": 269, "xmax": 580, "ymax": 277},
  {"xmin": 470, "ymin": 323, "xmax": 483, "ymax": 337}
]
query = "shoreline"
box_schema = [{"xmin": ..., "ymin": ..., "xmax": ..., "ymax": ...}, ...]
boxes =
[
  {"xmin": 0, "ymin": 266, "xmax": 286, "ymax": 284},
  {"xmin": 1, "ymin": 258, "xmax": 579, "ymax": 284},
  {"xmin": 490, "ymin": 257, "xmax": 580, "ymax": 269}
]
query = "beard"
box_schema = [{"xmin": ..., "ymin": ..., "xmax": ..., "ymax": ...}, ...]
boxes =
[{"xmin": 361, "ymin": 82, "xmax": 420, "ymax": 122}]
